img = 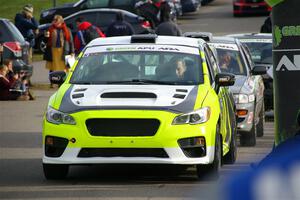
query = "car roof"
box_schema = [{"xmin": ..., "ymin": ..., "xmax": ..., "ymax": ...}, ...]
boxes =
[
  {"xmin": 211, "ymin": 36, "xmax": 237, "ymax": 44},
  {"xmin": 87, "ymin": 35, "xmax": 206, "ymax": 48},
  {"xmin": 0, "ymin": 18, "xmax": 9, "ymax": 22},
  {"xmin": 227, "ymin": 33, "xmax": 272, "ymax": 39},
  {"xmin": 65, "ymin": 8, "xmax": 138, "ymax": 20}
]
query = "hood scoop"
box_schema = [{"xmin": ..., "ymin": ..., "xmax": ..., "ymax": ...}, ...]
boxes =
[{"xmin": 100, "ymin": 92, "xmax": 157, "ymax": 99}]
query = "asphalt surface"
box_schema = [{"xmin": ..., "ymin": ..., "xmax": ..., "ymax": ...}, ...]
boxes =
[{"xmin": 0, "ymin": 0, "xmax": 272, "ymax": 199}]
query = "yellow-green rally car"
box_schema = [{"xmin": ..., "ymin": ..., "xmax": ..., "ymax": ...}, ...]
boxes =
[{"xmin": 43, "ymin": 35, "xmax": 237, "ymax": 180}]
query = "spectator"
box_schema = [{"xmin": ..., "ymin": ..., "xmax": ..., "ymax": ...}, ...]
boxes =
[
  {"xmin": 3, "ymin": 59, "xmax": 34, "ymax": 100},
  {"xmin": 135, "ymin": 0, "xmax": 160, "ymax": 28},
  {"xmin": 15, "ymin": 4, "xmax": 39, "ymax": 64},
  {"xmin": 74, "ymin": 17, "xmax": 105, "ymax": 54},
  {"xmin": 260, "ymin": 13, "xmax": 272, "ymax": 33},
  {"xmin": 4, "ymin": 59, "xmax": 17, "ymax": 83},
  {"xmin": 44, "ymin": 15, "xmax": 74, "ymax": 87},
  {"xmin": 159, "ymin": 0, "xmax": 172, "ymax": 23},
  {"xmin": 106, "ymin": 12, "xmax": 135, "ymax": 37},
  {"xmin": 0, "ymin": 64, "xmax": 29, "ymax": 101},
  {"xmin": 155, "ymin": 9, "xmax": 181, "ymax": 36}
]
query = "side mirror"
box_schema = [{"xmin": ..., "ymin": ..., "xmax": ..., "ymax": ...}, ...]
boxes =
[
  {"xmin": 49, "ymin": 71, "xmax": 66, "ymax": 86},
  {"xmin": 215, "ymin": 73, "xmax": 235, "ymax": 92},
  {"xmin": 251, "ymin": 65, "xmax": 267, "ymax": 75}
]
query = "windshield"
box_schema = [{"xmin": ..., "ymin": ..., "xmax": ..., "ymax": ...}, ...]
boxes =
[
  {"xmin": 70, "ymin": 45, "xmax": 203, "ymax": 85},
  {"xmin": 215, "ymin": 47, "xmax": 247, "ymax": 76},
  {"xmin": 242, "ymin": 42, "xmax": 272, "ymax": 65}
]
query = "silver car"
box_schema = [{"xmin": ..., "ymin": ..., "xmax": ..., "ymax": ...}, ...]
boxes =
[{"xmin": 209, "ymin": 37, "xmax": 266, "ymax": 146}]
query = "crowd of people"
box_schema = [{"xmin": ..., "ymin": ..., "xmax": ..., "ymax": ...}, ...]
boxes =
[{"xmin": 0, "ymin": 1, "xmax": 183, "ymax": 101}]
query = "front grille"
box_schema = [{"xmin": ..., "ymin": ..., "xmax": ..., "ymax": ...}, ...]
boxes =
[
  {"xmin": 78, "ymin": 148, "xmax": 169, "ymax": 158},
  {"xmin": 86, "ymin": 118, "xmax": 160, "ymax": 137}
]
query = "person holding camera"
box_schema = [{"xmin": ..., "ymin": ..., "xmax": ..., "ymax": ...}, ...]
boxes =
[
  {"xmin": 0, "ymin": 59, "xmax": 33, "ymax": 101},
  {"xmin": 15, "ymin": 4, "xmax": 39, "ymax": 64}
]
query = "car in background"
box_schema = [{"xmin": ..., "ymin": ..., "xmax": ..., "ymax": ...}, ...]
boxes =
[
  {"xmin": 233, "ymin": 0, "xmax": 271, "ymax": 17},
  {"xmin": 0, "ymin": 18, "xmax": 32, "ymax": 76},
  {"xmin": 40, "ymin": 0, "xmax": 179, "ymax": 26},
  {"xmin": 201, "ymin": 0, "xmax": 215, "ymax": 6},
  {"xmin": 167, "ymin": 0, "xmax": 183, "ymax": 17},
  {"xmin": 42, "ymin": 35, "xmax": 237, "ymax": 180},
  {"xmin": 181, "ymin": 0, "xmax": 201, "ymax": 13},
  {"xmin": 35, "ymin": 8, "xmax": 152, "ymax": 53},
  {"xmin": 227, "ymin": 33, "xmax": 273, "ymax": 115},
  {"xmin": 209, "ymin": 37, "xmax": 266, "ymax": 146}
]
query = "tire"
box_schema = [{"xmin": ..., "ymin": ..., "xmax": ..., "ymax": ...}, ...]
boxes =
[
  {"xmin": 43, "ymin": 163, "xmax": 69, "ymax": 180},
  {"xmin": 223, "ymin": 124, "xmax": 237, "ymax": 164},
  {"xmin": 257, "ymin": 103, "xmax": 265, "ymax": 137},
  {"xmin": 233, "ymin": 13, "xmax": 243, "ymax": 17},
  {"xmin": 196, "ymin": 124, "xmax": 221, "ymax": 180}
]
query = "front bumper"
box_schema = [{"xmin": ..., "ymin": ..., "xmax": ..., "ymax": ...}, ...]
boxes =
[
  {"xmin": 236, "ymin": 102, "xmax": 255, "ymax": 133},
  {"xmin": 43, "ymin": 110, "xmax": 217, "ymax": 165}
]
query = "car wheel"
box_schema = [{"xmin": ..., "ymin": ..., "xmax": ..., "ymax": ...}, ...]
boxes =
[
  {"xmin": 257, "ymin": 103, "xmax": 265, "ymax": 137},
  {"xmin": 43, "ymin": 163, "xmax": 69, "ymax": 180},
  {"xmin": 196, "ymin": 124, "xmax": 221, "ymax": 180},
  {"xmin": 223, "ymin": 123, "xmax": 237, "ymax": 164}
]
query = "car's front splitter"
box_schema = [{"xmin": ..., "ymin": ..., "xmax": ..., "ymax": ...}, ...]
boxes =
[{"xmin": 42, "ymin": 146, "xmax": 215, "ymax": 165}]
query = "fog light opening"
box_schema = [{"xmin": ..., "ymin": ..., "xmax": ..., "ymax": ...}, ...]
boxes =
[{"xmin": 46, "ymin": 136, "xmax": 54, "ymax": 145}]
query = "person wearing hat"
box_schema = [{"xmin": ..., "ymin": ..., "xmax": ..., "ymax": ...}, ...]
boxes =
[{"xmin": 15, "ymin": 4, "xmax": 39, "ymax": 64}]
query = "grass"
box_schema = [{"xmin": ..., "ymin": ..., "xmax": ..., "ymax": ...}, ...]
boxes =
[{"xmin": 0, "ymin": 0, "xmax": 74, "ymax": 22}]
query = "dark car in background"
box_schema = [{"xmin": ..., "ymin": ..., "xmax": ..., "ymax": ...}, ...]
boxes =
[
  {"xmin": 233, "ymin": 0, "xmax": 271, "ymax": 17},
  {"xmin": 227, "ymin": 33, "xmax": 273, "ymax": 114},
  {"xmin": 181, "ymin": 0, "xmax": 200, "ymax": 13},
  {"xmin": 168, "ymin": 0, "xmax": 183, "ymax": 16},
  {"xmin": 36, "ymin": 8, "xmax": 153, "ymax": 53},
  {"xmin": 40, "ymin": 0, "xmax": 179, "ymax": 26},
  {"xmin": 0, "ymin": 18, "xmax": 32, "ymax": 76}
]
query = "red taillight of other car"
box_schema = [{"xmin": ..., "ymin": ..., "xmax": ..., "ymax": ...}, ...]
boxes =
[{"xmin": 3, "ymin": 42, "xmax": 22, "ymax": 57}]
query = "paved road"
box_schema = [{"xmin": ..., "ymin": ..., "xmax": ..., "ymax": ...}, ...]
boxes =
[{"xmin": 0, "ymin": 0, "xmax": 272, "ymax": 199}]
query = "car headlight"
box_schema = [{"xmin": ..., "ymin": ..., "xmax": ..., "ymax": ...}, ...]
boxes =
[
  {"xmin": 234, "ymin": 94, "xmax": 255, "ymax": 104},
  {"xmin": 46, "ymin": 107, "xmax": 76, "ymax": 125},
  {"xmin": 41, "ymin": 10, "xmax": 56, "ymax": 18},
  {"xmin": 172, "ymin": 107, "xmax": 211, "ymax": 125}
]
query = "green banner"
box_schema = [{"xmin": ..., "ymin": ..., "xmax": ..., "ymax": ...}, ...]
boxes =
[{"xmin": 265, "ymin": 0, "xmax": 285, "ymax": 7}]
